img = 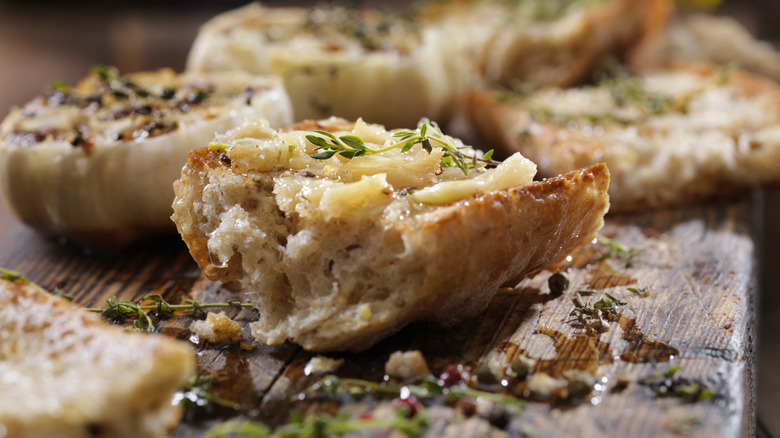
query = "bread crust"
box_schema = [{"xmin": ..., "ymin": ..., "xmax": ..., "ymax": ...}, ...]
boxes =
[
  {"xmin": 468, "ymin": 63, "xmax": 780, "ymax": 211},
  {"xmin": 0, "ymin": 278, "xmax": 195, "ymax": 438},
  {"xmin": 172, "ymin": 123, "xmax": 609, "ymax": 351}
]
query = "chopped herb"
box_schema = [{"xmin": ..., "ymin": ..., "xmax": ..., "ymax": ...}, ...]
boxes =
[
  {"xmin": 640, "ymin": 366, "xmax": 715, "ymax": 403},
  {"xmin": 627, "ymin": 286, "xmax": 651, "ymax": 297},
  {"xmin": 186, "ymin": 88, "xmax": 209, "ymax": 104},
  {"xmin": 161, "ymin": 86, "xmax": 177, "ymax": 99},
  {"xmin": 569, "ymin": 290, "xmax": 626, "ymax": 329},
  {"xmin": 548, "ymin": 272, "xmax": 570, "ymax": 294},
  {"xmin": 596, "ymin": 234, "xmax": 637, "ymax": 268},
  {"xmin": 90, "ymin": 64, "xmax": 116, "ymax": 82},
  {"xmin": 50, "ymin": 79, "xmax": 68, "ymax": 91},
  {"xmin": 665, "ymin": 365, "xmax": 682, "ymax": 378}
]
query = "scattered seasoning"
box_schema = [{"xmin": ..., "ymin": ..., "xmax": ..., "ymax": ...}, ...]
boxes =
[
  {"xmin": 568, "ymin": 290, "xmax": 626, "ymax": 331},
  {"xmin": 548, "ymin": 272, "xmax": 570, "ymax": 294},
  {"xmin": 161, "ymin": 86, "xmax": 177, "ymax": 100},
  {"xmin": 244, "ymin": 86, "xmax": 255, "ymax": 105},
  {"xmin": 596, "ymin": 234, "xmax": 637, "ymax": 268},
  {"xmin": 186, "ymin": 88, "xmax": 210, "ymax": 104},
  {"xmin": 639, "ymin": 365, "xmax": 716, "ymax": 403},
  {"xmin": 627, "ymin": 286, "xmax": 651, "ymax": 297}
]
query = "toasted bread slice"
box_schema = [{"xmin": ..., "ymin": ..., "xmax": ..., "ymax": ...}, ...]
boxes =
[
  {"xmin": 468, "ymin": 63, "xmax": 780, "ymax": 211},
  {"xmin": 421, "ymin": 0, "xmax": 660, "ymax": 88},
  {"xmin": 186, "ymin": 3, "xmax": 464, "ymax": 129},
  {"xmin": 0, "ymin": 276, "xmax": 195, "ymax": 438},
  {"xmin": 0, "ymin": 67, "xmax": 292, "ymax": 248},
  {"xmin": 629, "ymin": 13, "xmax": 780, "ymax": 83},
  {"xmin": 172, "ymin": 118, "xmax": 609, "ymax": 351}
]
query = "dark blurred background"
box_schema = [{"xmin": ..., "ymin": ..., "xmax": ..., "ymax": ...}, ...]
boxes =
[{"xmin": 0, "ymin": 0, "xmax": 777, "ymax": 435}]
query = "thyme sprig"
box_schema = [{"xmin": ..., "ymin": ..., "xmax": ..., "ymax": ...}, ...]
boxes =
[
  {"xmin": 310, "ymin": 375, "xmax": 526, "ymax": 412},
  {"xmin": 86, "ymin": 294, "xmax": 255, "ymax": 332},
  {"xmin": 0, "ymin": 267, "xmax": 49, "ymax": 294},
  {"xmin": 306, "ymin": 118, "xmax": 496, "ymax": 175},
  {"xmin": 204, "ymin": 410, "xmax": 430, "ymax": 438}
]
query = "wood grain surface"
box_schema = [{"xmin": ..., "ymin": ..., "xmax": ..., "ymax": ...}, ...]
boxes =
[{"xmin": 0, "ymin": 198, "xmax": 756, "ymax": 437}]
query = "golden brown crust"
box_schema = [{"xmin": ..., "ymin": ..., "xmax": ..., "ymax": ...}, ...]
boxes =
[
  {"xmin": 323, "ymin": 164, "xmax": 611, "ymax": 352},
  {"xmin": 467, "ymin": 64, "xmax": 780, "ymax": 211}
]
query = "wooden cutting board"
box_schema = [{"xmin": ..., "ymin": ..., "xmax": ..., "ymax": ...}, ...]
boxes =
[{"xmin": 0, "ymin": 198, "xmax": 756, "ymax": 437}]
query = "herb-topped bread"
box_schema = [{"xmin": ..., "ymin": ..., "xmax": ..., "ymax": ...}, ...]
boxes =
[
  {"xmin": 171, "ymin": 117, "xmax": 610, "ymax": 352},
  {"xmin": 0, "ymin": 66, "xmax": 292, "ymax": 248},
  {"xmin": 468, "ymin": 63, "xmax": 780, "ymax": 211},
  {"xmin": 421, "ymin": 0, "xmax": 659, "ymax": 88},
  {"xmin": 186, "ymin": 3, "xmax": 463, "ymax": 129},
  {"xmin": 0, "ymin": 273, "xmax": 195, "ymax": 438}
]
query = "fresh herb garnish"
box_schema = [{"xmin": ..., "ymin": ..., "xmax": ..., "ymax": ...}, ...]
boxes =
[
  {"xmin": 204, "ymin": 409, "xmax": 430, "ymax": 438},
  {"xmin": 0, "ymin": 267, "xmax": 51, "ymax": 295},
  {"xmin": 85, "ymin": 295, "xmax": 255, "ymax": 332},
  {"xmin": 90, "ymin": 64, "xmax": 155, "ymax": 100},
  {"xmin": 309, "ymin": 375, "xmax": 526, "ymax": 412},
  {"xmin": 596, "ymin": 234, "xmax": 637, "ymax": 268},
  {"xmin": 307, "ymin": 118, "xmax": 497, "ymax": 175}
]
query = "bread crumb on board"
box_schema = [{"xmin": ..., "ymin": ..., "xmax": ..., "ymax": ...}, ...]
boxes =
[
  {"xmin": 190, "ymin": 311, "xmax": 242, "ymax": 343},
  {"xmin": 304, "ymin": 356, "xmax": 345, "ymax": 376},
  {"xmin": 385, "ymin": 350, "xmax": 432, "ymax": 380}
]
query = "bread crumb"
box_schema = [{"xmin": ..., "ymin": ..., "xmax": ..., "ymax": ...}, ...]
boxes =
[
  {"xmin": 385, "ymin": 350, "xmax": 431, "ymax": 380},
  {"xmin": 190, "ymin": 312, "xmax": 242, "ymax": 343},
  {"xmin": 527, "ymin": 372, "xmax": 563, "ymax": 399},
  {"xmin": 304, "ymin": 356, "xmax": 345, "ymax": 376}
]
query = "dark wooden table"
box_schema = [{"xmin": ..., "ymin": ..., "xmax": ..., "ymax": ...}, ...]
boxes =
[{"xmin": 0, "ymin": 197, "xmax": 757, "ymax": 437}]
